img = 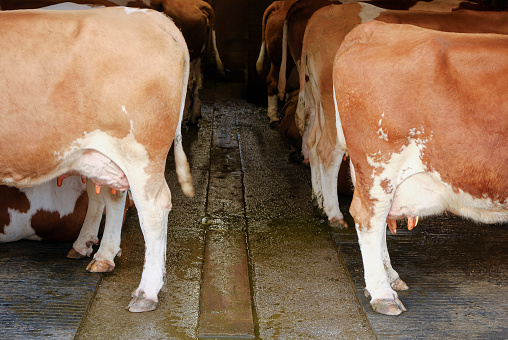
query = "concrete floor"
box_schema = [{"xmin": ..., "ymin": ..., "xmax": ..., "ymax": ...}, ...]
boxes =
[{"xmin": 1, "ymin": 80, "xmax": 506, "ymax": 339}]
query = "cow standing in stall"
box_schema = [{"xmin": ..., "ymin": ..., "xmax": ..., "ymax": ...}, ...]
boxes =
[
  {"xmin": 297, "ymin": 3, "xmax": 508, "ymax": 228},
  {"xmin": 256, "ymin": 0, "xmax": 298, "ymax": 126},
  {"xmin": 0, "ymin": 7, "xmax": 193, "ymax": 312},
  {"xmin": 333, "ymin": 20, "xmax": 508, "ymax": 315}
]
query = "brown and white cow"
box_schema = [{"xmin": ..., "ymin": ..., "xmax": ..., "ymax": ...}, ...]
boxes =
[
  {"xmin": 298, "ymin": 3, "xmax": 508, "ymax": 228},
  {"xmin": 0, "ymin": 7, "xmax": 193, "ymax": 312},
  {"xmin": 333, "ymin": 20, "xmax": 508, "ymax": 315},
  {"xmin": 1, "ymin": 0, "xmax": 224, "ymax": 126},
  {"xmin": 256, "ymin": 0, "xmax": 298, "ymax": 125}
]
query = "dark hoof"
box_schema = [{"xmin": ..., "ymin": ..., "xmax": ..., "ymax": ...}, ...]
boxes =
[
  {"xmin": 329, "ymin": 218, "xmax": 348, "ymax": 229},
  {"xmin": 288, "ymin": 150, "xmax": 303, "ymax": 164},
  {"xmin": 269, "ymin": 120, "xmax": 280, "ymax": 129},
  {"xmin": 67, "ymin": 248, "xmax": 86, "ymax": 259}
]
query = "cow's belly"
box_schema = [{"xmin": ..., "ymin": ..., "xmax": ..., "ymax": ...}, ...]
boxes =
[{"xmin": 388, "ymin": 172, "xmax": 508, "ymax": 223}]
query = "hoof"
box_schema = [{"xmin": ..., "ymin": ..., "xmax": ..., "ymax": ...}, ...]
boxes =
[
  {"xmin": 86, "ymin": 259, "xmax": 115, "ymax": 273},
  {"xmin": 67, "ymin": 248, "xmax": 86, "ymax": 259},
  {"xmin": 391, "ymin": 278, "xmax": 409, "ymax": 291},
  {"xmin": 288, "ymin": 150, "xmax": 303, "ymax": 164},
  {"xmin": 329, "ymin": 218, "xmax": 348, "ymax": 228},
  {"xmin": 371, "ymin": 298, "xmax": 406, "ymax": 316},
  {"xmin": 128, "ymin": 292, "xmax": 157, "ymax": 313},
  {"xmin": 269, "ymin": 120, "xmax": 280, "ymax": 129}
]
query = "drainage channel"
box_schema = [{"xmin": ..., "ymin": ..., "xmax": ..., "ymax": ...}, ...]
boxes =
[{"xmin": 197, "ymin": 86, "xmax": 255, "ymax": 339}]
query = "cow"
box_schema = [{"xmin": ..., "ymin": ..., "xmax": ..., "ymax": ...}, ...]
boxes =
[
  {"xmin": 256, "ymin": 0, "xmax": 298, "ymax": 126},
  {"xmin": 297, "ymin": 3, "xmax": 508, "ymax": 229},
  {"xmin": 0, "ymin": 7, "xmax": 193, "ymax": 312},
  {"xmin": 332, "ymin": 20, "xmax": 508, "ymax": 315},
  {"xmin": 0, "ymin": 0, "xmax": 224, "ymax": 126}
]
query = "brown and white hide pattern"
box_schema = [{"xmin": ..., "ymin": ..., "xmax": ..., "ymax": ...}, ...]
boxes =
[
  {"xmin": 333, "ymin": 21, "xmax": 508, "ymax": 316},
  {"xmin": 298, "ymin": 2, "xmax": 508, "ymax": 228},
  {"xmin": 0, "ymin": 177, "xmax": 87, "ymax": 242},
  {"xmin": 256, "ymin": 0, "xmax": 298, "ymax": 124},
  {"xmin": 0, "ymin": 7, "xmax": 193, "ymax": 312}
]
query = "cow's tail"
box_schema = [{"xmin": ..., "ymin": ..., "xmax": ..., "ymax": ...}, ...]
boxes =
[
  {"xmin": 152, "ymin": 10, "xmax": 194, "ymax": 197},
  {"xmin": 278, "ymin": 19, "xmax": 288, "ymax": 100},
  {"xmin": 201, "ymin": 2, "xmax": 225, "ymax": 77},
  {"xmin": 256, "ymin": 2, "xmax": 276, "ymax": 74},
  {"xmin": 174, "ymin": 35, "xmax": 194, "ymax": 198},
  {"xmin": 256, "ymin": 41, "xmax": 266, "ymax": 75},
  {"xmin": 211, "ymin": 29, "xmax": 225, "ymax": 76}
]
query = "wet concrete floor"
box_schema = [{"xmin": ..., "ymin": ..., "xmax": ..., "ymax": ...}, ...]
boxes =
[{"xmin": 0, "ymin": 80, "xmax": 506, "ymax": 339}]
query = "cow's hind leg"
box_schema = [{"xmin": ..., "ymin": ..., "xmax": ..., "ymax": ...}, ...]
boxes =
[
  {"xmin": 321, "ymin": 150, "xmax": 346, "ymax": 227},
  {"xmin": 356, "ymin": 220, "xmax": 406, "ymax": 315},
  {"xmin": 382, "ymin": 230, "xmax": 409, "ymax": 291},
  {"xmin": 86, "ymin": 187, "xmax": 126, "ymax": 273},
  {"xmin": 352, "ymin": 191, "xmax": 406, "ymax": 315},
  {"xmin": 266, "ymin": 64, "xmax": 280, "ymax": 124},
  {"xmin": 128, "ymin": 178, "xmax": 172, "ymax": 312},
  {"xmin": 68, "ymin": 180, "xmax": 105, "ymax": 259},
  {"xmin": 308, "ymin": 144, "xmax": 323, "ymax": 209}
]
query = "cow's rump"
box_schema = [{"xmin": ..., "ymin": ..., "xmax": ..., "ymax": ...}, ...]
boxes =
[{"xmin": 333, "ymin": 21, "xmax": 508, "ymax": 315}]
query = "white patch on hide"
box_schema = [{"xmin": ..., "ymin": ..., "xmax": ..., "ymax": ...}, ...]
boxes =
[
  {"xmin": 124, "ymin": 7, "xmax": 149, "ymax": 15},
  {"xmin": 359, "ymin": 2, "xmax": 387, "ymax": 23},
  {"xmin": 377, "ymin": 127, "xmax": 388, "ymax": 141},
  {"xmin": 41, "ymin": 2, "xmax": 101, "ymax": 10},
  {"xmin": 391, "ymin": 171, "xmax": 508, "ymax": 223},
  {"xmin": 0, "ymin": 176, "xmax": 85, "ymax": 242}
]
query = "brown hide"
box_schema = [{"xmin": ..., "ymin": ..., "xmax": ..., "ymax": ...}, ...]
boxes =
[
  {"xmin": 0, "ymin": 0, "xmax": 215, "ymax": 62},
  {"xmin": 302, "ymin": 3, "xmax": 508, "ymax": 172},
  {"xmin": 333, "ymin": 21, "xmax": 508, "ymax": 226},
  {"xmin": 0, "ymin": 0, "xmax": 119, "ymax": 9},
  {"xmin": 261, "ymin": 0, "xmax": 297, "ymax": 96},
  {"xmin": 152, "ymin": 0, "xmax": 214, "ymax": 61}
]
